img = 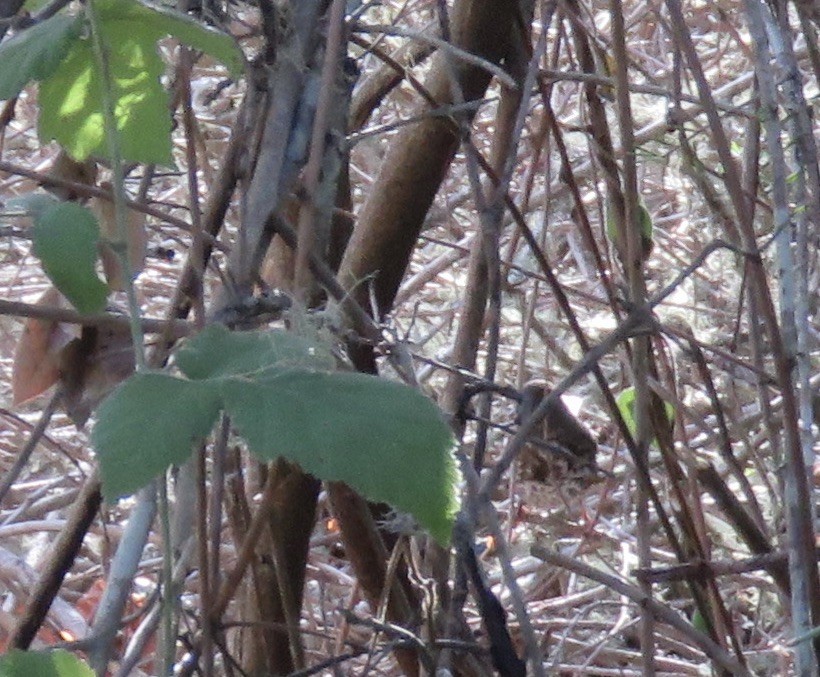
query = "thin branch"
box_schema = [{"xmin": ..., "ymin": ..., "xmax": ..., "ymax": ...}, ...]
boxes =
[
  {"xmin": 0, "ymin": 298, "xmax": 192, "ymax": 336},
  {"xmin": 351, "ymin": 22, "xmax": 517, "ymax": 89},
  {"xmin": 531, "ymin": 546, "xmax": 753, "ymax": 677}
]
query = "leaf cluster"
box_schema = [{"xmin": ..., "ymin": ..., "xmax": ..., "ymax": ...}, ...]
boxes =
[{"xmin": 93, "ymin": 325, "xmax": 459, "ymax": 544}]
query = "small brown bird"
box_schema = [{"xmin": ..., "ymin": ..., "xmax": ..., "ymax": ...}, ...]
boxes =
[
  {"xmin": 59, "ymin": 322, "xmax": 135, "ymax": 428},
  {"xmin": 515, "ymin": 380, "xmax": 599, "ymax": 503}
]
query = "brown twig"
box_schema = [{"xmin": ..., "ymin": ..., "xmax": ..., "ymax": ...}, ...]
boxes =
[
  {"xmin": 11, "ymin": 469, "xmax": 102, "ymax": 649},
  {"xmin": 0, "ymin": 298, "xmax": 192, "ymax": 336},
  {"xmin": 531, "ymin": 545, "xmax": 753, "ymax": 677}
]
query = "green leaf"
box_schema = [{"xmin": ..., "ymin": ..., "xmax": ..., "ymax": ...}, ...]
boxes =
[
  {"xmin": 7, "ymin": 192, "xmax": 59, "ymax": 220},
  {"xmin": 0, "ymin": 15, "xmax": 81, "ymax": 100},
  {"xmin": 38, "ymin": 0, "xmax": 243, "ymax": 164},
  {"xmin": 606, "ymin": 201, "xmax": 653, "ymax": 246},
  {"xmin": 39, "ymin": 28, "xmax": 172, "ymax": 164},
  {"xmin": 615, "ymin": 387, "xmax": 675, "ymax": 445},
  {"xmin": 0, "ymin": 649, "xmax": 93, "ymax": 677},
  {"xmin": 176, "ymin": 324, "xmax": 335, "ymax": 380},
  {"xmin": 24, "ymin": 0, "xmax": 53, "ymax": 11},
  {"xmin": 637, "ymin": 202, "xmax": 653, "ymax": 242},
  {"xmin": 222, "ymin": 370, "xmax": 460, "ymax": 543},
  {"xmin": 691, "ymin": 609, "xmax": 709, "ymax": 634},
  {"xmin": 91, "ymin": 372, "xmax": 221, "ymax": 501},
  {"xmin": 31, "ymin": 201, "xmax": 108, "ymax": 314},
  {"xmin": 615, "ymin": 387, "xmax": 638, "ymax": 438},
  {"xmin": 95, "ymin": 0, "xmax": 243, "ymax": 77},
  {"xmin": 94, "ymin": 325, "xmax": 460, "ymax": 542}
]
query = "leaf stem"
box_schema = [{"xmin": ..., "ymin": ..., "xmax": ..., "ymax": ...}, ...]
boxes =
[
  {"xmin": 84, "ymin": 0, "xmax": 146, "ymax": 370},
  {"xmin": 85, "ymin": 3, "xmax": 173, "ymax": 672}
]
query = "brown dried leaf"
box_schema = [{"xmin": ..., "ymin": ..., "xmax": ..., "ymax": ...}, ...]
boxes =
[
  {"xmin": 12, "ymin": 287, "xmax": 76, "ymax": 406},
  {"xmin": 59, "ymin": 322, "xmax": 135, "ymax": 428},
  {"xmin": 91, "ymin": 182, "xmax": 148, "ymax": 291}
]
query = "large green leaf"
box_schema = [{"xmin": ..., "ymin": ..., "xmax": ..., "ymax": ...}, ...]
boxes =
[
  {"xmin": 0, "ymin": 649, "xmax": 93, "ymax": 677},
  {"xmin": 94, "ymin": 326, "xmax": 460, "ymax": 542},
  {"xmin": 176, "ymin": 324, "xmax": 335, "ymax": 380},
  {"xmin": 38, "ymin": 0, "xmax": 243, "ymax": 164},
  {"xmin": 31, "ymin": 201, "xmax": 108, "ymax": 314},
  {"xmin": 0, "ymin": 15, "xmax": 81, "ymax": 100},
  {"xmin": 39, "ymin": 27, "xmax": 172, "ymax": 164},
  {"xmin": 91, "ymin": 372, "xmax": 222, "ymax": 500},
  {"xmin": 222, "ymin": 370, "xmax": 460, "ymax": 543}
]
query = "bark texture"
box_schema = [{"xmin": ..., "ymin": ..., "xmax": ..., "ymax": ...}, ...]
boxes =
[{"xmin": 338, "ymin": 0, "xmax": 520, "ymax": 315}]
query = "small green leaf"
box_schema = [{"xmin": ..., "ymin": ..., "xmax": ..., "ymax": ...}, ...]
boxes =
[
  {"xmin": 615, "ymin": 387, "xmax": 675, "ymax": 445},
  {"xmin": 691, "ymin": 609, "xmax": 709, "ymax": 634},
  {"xmin": 176, "ymin": 324, "xmax": 335, "ymax": 380},
  {"xmin": 615, "ymin": 387, "xmax": 638, "ymax": 438},
  {"xmin": 31, "ymin": 201, "xmax": 108, "ymax": 314},
  {"xmin": 222, "ymin": 370, "xmax": 460, "ymax": 543},
  {"xmin": 0, "ymin": 15, "xmax": 81, "ymax": 100},
  {"xmin": 637, "ymin": 202, "xmax": 653, "ymax": 242},
  {"xmin": 92, "ymin": 372, "xmax": 221, "ymax": 501},
  {"xmin": 0, "ymin": 649, "xmax": 93, "ymax": 677},
  {"xmin": 606, "ymin": 201, "xmax": 653, "ymax": 246}
]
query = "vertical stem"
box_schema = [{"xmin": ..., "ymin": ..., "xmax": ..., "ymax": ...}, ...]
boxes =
[
  {"xmin": 178, "ymin": 46, "xmax": 206, "ymax": 328},
  {"xmin": 668, "ymin": 0, "xmax": 820, "ymax": 670},
  {"xmin": 85, "ymin": 4, "xmax": 169, "ymax": 674},
  {"xmin": 294, "ymin": 0, "xmax": 348, "ymax": 297},
  {"xmin": 609, "ymin": 0, "xmax": 655, "ymax": 672},
  {"xmin": 157, "ymin": 479, "xmax": 176, "ymax": 676},
  {"xmin": 84, "ymin": 0, "xmax": 145, "ymax": 369},
  {"xmin": 743, "ymin": 1, "xmax": 819, "ymax": 670},
  {"xmin": 196, "ymin": 447, "xmax": 212, "ymax": 676}
]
